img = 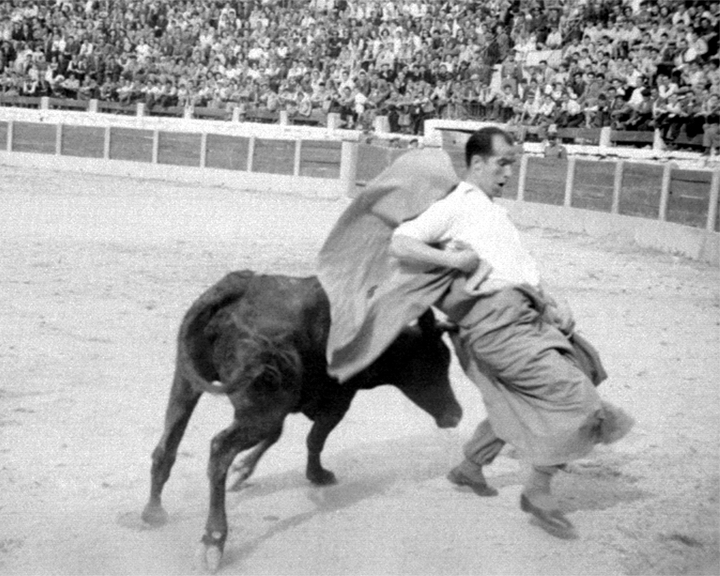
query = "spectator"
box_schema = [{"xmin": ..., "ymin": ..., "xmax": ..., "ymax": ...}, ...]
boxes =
[
  {"xmin": 0, "ymin": 0, "xmax": 715, "ymax": 147},
  {"xmin": 543, "ymin": 126, "xmax": 568, "ymax": 159},
  {"xmin": 700, "ymin": 93, "xmax": 720, "ymax": 155}
]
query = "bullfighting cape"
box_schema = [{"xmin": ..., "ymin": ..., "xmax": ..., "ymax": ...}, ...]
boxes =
[{"xmin": 317, "ymin": 148, "xmax": 459, "ymax": 383}]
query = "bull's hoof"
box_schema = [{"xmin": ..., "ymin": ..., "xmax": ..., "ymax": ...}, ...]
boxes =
[
  {"xmin": 307, "ymin": 468, "xmax": 337, "ymax": 486},
  {"xmin": 197, "ymin": 543, "xmax": 224, "ymax": 574},
  {"xmin": 141, "ymin": 503, "xmax": 169, "ymax": 526},
  {"xmin": 199, "ymin": 533, "xmax": 226, "ymax": 574}
]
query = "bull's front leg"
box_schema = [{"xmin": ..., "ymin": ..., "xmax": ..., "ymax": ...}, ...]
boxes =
[{"xmin": 305, "ymin": 392, "xmax": 355, "ymax": 485}]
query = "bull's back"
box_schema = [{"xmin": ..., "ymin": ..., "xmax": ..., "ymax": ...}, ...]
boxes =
[{"xmin": 233, "ymin": 275, "xmax": 330, "ymax": 351}]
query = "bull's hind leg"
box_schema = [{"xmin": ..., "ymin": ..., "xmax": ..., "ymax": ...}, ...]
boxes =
[
  {"xmin": 142, "ymin": 372, "xmax": 201, "ymax": 526},
  {"xmin": 201, "ymin": 411, "xmax": 286, "ymax": 573},
  {"xmin": 227, "ymin": 425, "xmax": 283, "ymax": 491}
]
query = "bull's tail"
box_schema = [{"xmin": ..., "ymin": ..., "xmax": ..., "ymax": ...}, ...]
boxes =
[{"xmin": 176, "ymin": 269, "xmax": 256, "ymax": 395}]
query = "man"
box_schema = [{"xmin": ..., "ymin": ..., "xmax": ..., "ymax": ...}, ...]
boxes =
[
  {"xmin": 543, "ymin": 126, "xmax": 567, "ymax": 159},
  {"xmin": 388, "ymin": 127, "xmax": 632, "ymax": 539}
]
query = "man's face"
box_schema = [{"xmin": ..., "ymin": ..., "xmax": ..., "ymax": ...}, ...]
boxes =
[{"xmin": 469, "ymin": 136, "xmax": 517, "ymax": 198}]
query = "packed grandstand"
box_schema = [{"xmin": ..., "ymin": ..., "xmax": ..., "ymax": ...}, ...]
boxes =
[{"xmin": 0, "ymin": 0, "xmax": 718, "ymax": 152}]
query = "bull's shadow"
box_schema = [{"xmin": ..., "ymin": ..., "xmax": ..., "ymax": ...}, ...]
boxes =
[
  {"xmin": 221, "ymin": 440, "xmax": 648, "ymax": 572},
  {"xmin": 220, "ymin": 431, "xmax": 464, "ymax": 568}
]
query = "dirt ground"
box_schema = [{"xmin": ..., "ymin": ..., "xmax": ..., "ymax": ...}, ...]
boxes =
[{"xmin": 0, "ymin": 165, "xmax": 718, "ymax": 576}]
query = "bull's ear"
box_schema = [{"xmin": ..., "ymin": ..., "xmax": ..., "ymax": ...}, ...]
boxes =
[{"xmin": 436, "ymin": 319, "xmax": 459, "ymax": 334}]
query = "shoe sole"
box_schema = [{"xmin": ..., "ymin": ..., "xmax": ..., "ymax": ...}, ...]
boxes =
[
  {"xmin": 520, "ymin": 493, "xmax": 578, "ymax": 540},
  {"xmin": 447, "ymin": 471, "xmax": 499, "ymax": 497}
]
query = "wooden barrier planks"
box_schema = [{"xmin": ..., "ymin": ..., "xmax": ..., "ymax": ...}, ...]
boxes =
[
  {"xmin": 572, "ymin": 159, "xmax": 615, "ymax": 211},
  {"xmin": 666, "ymin": 169, "xmax": 711, "ymax": 228},
  {"xmin": 205, "ymin": 134, "xmax": 249, "ymax": 171},
  {"xmin": 157, "ymin": 131, "xmax": 202, "ymax": 167},
  {"xmin": 610, "ymin": 130, "xmax": 655, "ymax": 146},
  {"xmin": 12, "ymin": 121, "xmax": 56, "ymax": 154},
  {"xmin": 193, "ymin": 107, "xmax": 231, "ymax": 121},
  {"xmin": 299, "ymin": 140, "xmax": 342, "ymax": 179},
  {"xmin": 556, "ymin": 127, "xmax": 601, "ymax": 145},
  {"xmin": 61, "ymin": 125, "xmax": 105, "ymax": 158},
  {"xmin": 98, "ymin": 101, "xmax": 137, "ymax": 115},
  {"xmin": 619, "ymin": 162, "xmax": 663, "ymax": 219},
  {"xmin": 252, "ymin": 138, "xmax": 295, "ymax": 175},
  {"xmin": 524, "ymin": 156, "xmax": 567, "ymax": 205},
  {"xmin": 48, "ymin": 98, "xmax": 89, "ymax": 112},
  {"xmin": 109, "ymin": 127, "xmax": 153, "ymax": 162}
]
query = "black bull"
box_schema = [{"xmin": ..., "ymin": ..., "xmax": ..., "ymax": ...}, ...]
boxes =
[{"xmin": 141, "ymin": 270, "xmax": 462, "ymax": 571}]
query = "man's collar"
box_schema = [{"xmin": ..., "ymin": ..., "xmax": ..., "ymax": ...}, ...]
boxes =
[{"xmin": 459, "ymin": 180, "xmax": 494, "ymax": 201}]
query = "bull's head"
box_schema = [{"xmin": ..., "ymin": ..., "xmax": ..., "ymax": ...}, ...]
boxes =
[{"xmin": 386, "ymin": 309, "xmax": 462, "ymax": 428}]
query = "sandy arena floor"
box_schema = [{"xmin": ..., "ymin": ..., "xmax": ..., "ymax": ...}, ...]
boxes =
[{"xmin": 0, "ymin": 165, "xmax": 718, "ymax": 576}]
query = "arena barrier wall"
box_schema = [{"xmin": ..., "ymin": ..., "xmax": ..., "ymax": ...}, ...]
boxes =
[
  {"xmin": 1, "ymin": 108, "xmax": 718, "ymax": 266},
  {"xmin": 0, "ymin": 108, "xmax": 356, "ymax": 199}
]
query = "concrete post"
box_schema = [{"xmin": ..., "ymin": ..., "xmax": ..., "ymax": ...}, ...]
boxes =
[
  {"xmin": 40, "ymin": 96, "xmax": 50, "ymax": 110},
  {"xmin": 327, "ymin": 112, "xmax": 341, "ymax": 131},
  {"xmin": 599, "ymin": 127, "xmax": 612, "ymax": 148},
  {"xmin": 653, "ymin": 129, "xmax": 664, "ymax": 151},
  {"xmin": 707, "ymin": 170, "xmax": 719, "ymax": 232},
  {"xmin": 184, "ymin": 105, "xmax": 193, "ymax": 120},
  {"xmin": 659, "ymin": 163, "xmax": 672, "ymax": 221},
  {"xmin": 56, "ymin": 124, "xmax": 63, "ymax": 155},
  {"xmin": 232, "ymin": 107, "xmax": 242, "ymax": 123},
  {"xmin": 200, "ymin": 133, "xmax": 207, "ymax": 168},
  {"xmin": 373, "ymin": 116, "xmax": 390, "ymax": 134},
  {"xmin": 104, "ymin": 126, "xmax": 111, "ymax": 160},
  {"xmin": 293, "ymin": 139, "xmax": 302, "ymax": 176},
  {"xmin": 136, "ymin": 102, "xmax": 146, "ymax": 117},
  {"xmin": 279, "ymin": 110, "xmax": 289, "ymax": 126},
  {"xmin": 564, "ymin": 157, "xmax": 576, "ymax": 208},
  {"xmin": 340, "ymin": 140, "xmax": 359, "ymax": 198},
  {"xmin": 88, "ymin": 99, "xmax": 99, "ymax": 113},
  {"xmin": 152, "ymin": 130, "xmax": 159, "ymax": 164},
  {"xmin": 247, "ymin": 136, "xmax": 255, "ymax": 172},
  {"xmin": 611, "ymin": 160, "xmax": 624, "ymax": 214},
  {"xmin": 516, "ymin": 154, "xmax": 528, "ymax": 202},
  {"xmin": 6, "ymin": 120, "xmax": 13, "ymax": 152}
]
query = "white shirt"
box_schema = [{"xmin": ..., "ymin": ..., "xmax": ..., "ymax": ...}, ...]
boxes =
[{"xmin": 393, "ymin": 182, "xmax": 540, "ymax": 290}]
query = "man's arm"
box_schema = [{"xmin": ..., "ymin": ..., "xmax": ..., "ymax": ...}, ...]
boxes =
[{"xmin": 389, "ymin": 234, "xmax": 479, "ymax": 273}]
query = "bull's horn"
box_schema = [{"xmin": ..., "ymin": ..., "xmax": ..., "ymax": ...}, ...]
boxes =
[{"xmin": 436, "ymin": 319, "xmax": 459, "ymax": 333}]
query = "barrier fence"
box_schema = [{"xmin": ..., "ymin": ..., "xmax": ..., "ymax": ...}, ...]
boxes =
[
  {"xmin": 356, "ymin": 143, "xmax": 719, "ymax": 234},
  {"xmin": 0, "ymin": 120, "xmax": 343, "ymax": 180},
  {"xmin": 1, "ymin": 110, "xmax": 718, "ymax": 265}
]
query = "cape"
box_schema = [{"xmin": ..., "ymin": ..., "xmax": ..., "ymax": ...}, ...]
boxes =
[{"xmin": 317, "ymin": 148, "xmax": 460, "ymax": 382}]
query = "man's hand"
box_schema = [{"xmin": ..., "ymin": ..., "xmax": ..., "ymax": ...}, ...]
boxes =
[
  {"xmin": 446, "ymin": 241, "xmax": 494, "ymax": 295},
  {"xmin": 546, "ymin": 298, "xmax": 576, "ymax": 335},
  {"xmin": 447, "ymin": 240, "xmax": 480, "ymax": 273},
  {"xmin": 463, "ymin": 259, "xmax": 493, "ymax": 295}
]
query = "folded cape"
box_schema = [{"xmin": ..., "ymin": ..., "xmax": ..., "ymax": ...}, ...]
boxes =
[{"xmin": 317, "ymin": 148, "xmax": 460, "ymax": 383}]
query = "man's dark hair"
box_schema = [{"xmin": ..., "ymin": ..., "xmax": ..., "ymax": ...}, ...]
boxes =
[{"xmin": 465, "ymin": 127, "xmax": 513, "ymax": 167}]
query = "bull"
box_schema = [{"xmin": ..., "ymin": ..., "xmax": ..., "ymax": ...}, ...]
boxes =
[{"xmin": 141, "ymin": 270, "xmax": 462, "ymax": 572}]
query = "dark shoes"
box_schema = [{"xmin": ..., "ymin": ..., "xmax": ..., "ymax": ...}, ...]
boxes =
[
  {"xmin": 520, "ymin": 492, "xmax": 578, "ymax": 540},
  {"xmin": 447, "ymin": 467, "xmax": 499, "ymax": 497}
]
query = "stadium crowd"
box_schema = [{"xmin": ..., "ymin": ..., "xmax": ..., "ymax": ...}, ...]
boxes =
[{"xmin": 0, "ymin": 0, "xmax": 719, "ymax": 152}]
